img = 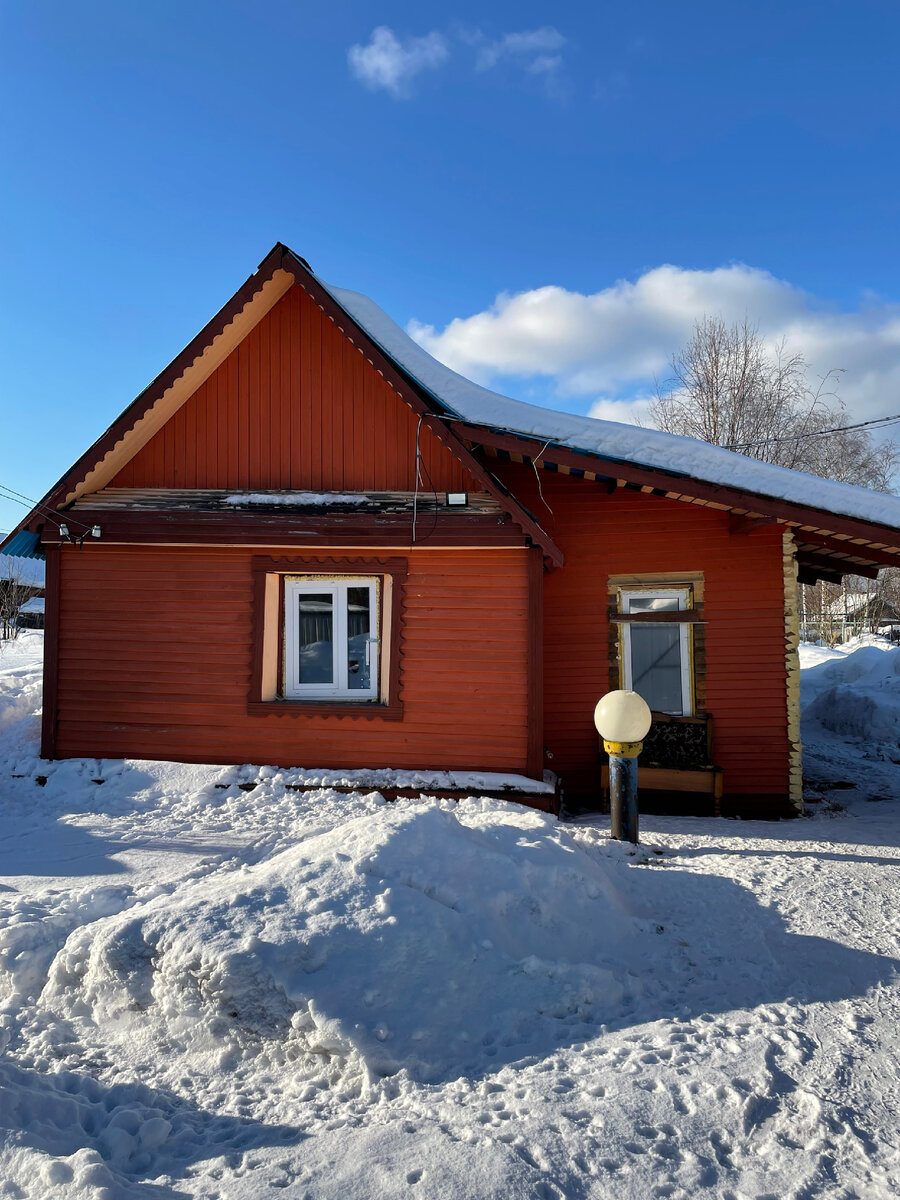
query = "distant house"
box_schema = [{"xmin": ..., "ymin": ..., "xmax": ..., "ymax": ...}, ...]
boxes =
[
  {"xmin": 6, "ymin": 243, "xmax": 900, "ymax": 818},
  {"xmin": 0, "ymin": 550, "xmax": 44, "ymax": 591},
  {"xmin": 824, "ymin": 590, "xmax": 900, "ymax": 640},
  {"xmin": 12, "ymin": 596, "xmax": 45, "ymax": 630},
  {"xmin": 0, "ymin": 550, "xmax": 44, "ymax": 637}
]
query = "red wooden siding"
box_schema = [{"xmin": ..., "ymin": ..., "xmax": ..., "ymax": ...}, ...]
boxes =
[
  {"xmin": 110, "ymin": 284, "xmax": 473, "ymax": 494},
  {"xmin": 54, "ymin": 544, "xmax": 530, "ymax": 773},
  {"xmin": 492, "ymin": 466, "xmax": 791, "ymax": 805}
]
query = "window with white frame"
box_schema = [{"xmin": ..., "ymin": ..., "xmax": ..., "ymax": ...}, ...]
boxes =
[
  {"xmin": 620, "ymin": 587, "xmax": 693, "ymax": 716},
  {"xmin": 284, "ymin": 576, "xmax": 380, "ymax": 700}
]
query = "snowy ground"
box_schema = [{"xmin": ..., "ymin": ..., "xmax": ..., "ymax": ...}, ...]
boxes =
[{"xmin": 0, "ymin": 633, "xmax": 898, "ymax": 1199}]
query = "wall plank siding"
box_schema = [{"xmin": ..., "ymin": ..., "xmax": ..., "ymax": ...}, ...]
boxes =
[
  {"xmin": 110, "ymin": 284, "xmax": 473, "ymax": 495},
  {"xmin": 491, "ymin": 465, "xmax": 792, "ymax": 807},
  {"xmin": 55, "ymin": 545, "xmax": 530, "ymax": 773}
]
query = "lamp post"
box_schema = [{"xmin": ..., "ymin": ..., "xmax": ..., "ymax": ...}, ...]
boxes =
[{"xmin": 594, "ymin": 690, "xmax": 652, "ymax": 844}]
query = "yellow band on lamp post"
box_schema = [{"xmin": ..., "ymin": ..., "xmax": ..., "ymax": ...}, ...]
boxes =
[
  {"xmin": 602, "ymin": 739, "xmax": 644, "ymax": 758},
  {"xmin": 594, "ymin": 690, "xmax": 652, "ymax": 844}
]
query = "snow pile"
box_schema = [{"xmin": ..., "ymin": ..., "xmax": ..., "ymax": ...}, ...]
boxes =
[
  {"xmin": 0, "ymin": 631, "xmax": 43, "ymax": 764},
  {"xmin": 4, "ymin": 633, "xmax": 900, "ymax": 1198},
  {"xmin": 41, "ymin": 801, "xmax": 651, "ymax": 1085},
  {"xmin": 322, "ymin": 278, "xmax": 900, "ymax": 529},
  {"xmin": 224, "ymin": 492, "xmax": 361, "ymax": 506},
  {"xmin": 277, "ymin": 765, "xmax": 555, "ymax": 794},
  {"xmin": 801, "ymin": 636, "xmax": 900, "ymax": 744}
]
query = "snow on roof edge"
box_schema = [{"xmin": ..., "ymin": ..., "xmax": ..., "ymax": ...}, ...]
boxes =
[
  {"xmin": 0, "ymin": 554, "xmax": 45, "ymax": 587},
  {"xmin": 318, "ymin": 277, "xmax": 900, "ymax": 533}
]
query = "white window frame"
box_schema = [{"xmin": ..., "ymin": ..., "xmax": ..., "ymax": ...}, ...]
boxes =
[
  {"xmin": 283, "ymin": 576, "xmax": 380, "ymax": 701},
  {"xmin": 620, "ymin": 587, "xmax": 693, "ymax": 716}
]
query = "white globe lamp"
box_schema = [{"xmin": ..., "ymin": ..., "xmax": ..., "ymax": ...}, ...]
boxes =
[{"xmin": 593, "ymin": 690, "xmax": 652, "ymax": 753}]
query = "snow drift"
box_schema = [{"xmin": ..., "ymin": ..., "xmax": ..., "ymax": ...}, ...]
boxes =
[
  {"xmin": 5, "ymin": 634, "xmax": 900, "ymax": 1199},
  {"xmin": 802, "ymin": 638, "xmax": 900, "ymax": 746},
  {"xmin": 41, "ymin": 799, "xmax": 655, "ymax": 1084}
]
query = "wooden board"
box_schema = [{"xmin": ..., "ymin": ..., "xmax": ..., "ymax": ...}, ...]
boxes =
[
  {"xmin": 109, "ymin": 285, "xmax": 475, "ymax": 495},
  {"xmin": 52, "ymin": 544, "xmax": 535, "ymax": 776},
  {"xmin": 601, "ymin": 764, "xmax": 724, "ymax": 798}
]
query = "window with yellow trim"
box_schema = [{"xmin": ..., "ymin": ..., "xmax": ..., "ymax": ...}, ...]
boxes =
[{"xmin": 619, "ymin": 586, "xmax": 693, "ymax": 716}]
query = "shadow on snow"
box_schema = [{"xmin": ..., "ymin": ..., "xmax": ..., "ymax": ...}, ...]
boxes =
[{"xmin": 0, "ymin": 1058, "xmax": 304, "ymax": 1199}]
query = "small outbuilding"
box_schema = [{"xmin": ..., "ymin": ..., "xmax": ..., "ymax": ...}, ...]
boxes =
[
  {"xmin": 6, "ymin": 244, "xmax": 900, "ymax": 817},
  {"xmin": 12, "ymin": 595, "xmax": 45, "ymax": 630}
]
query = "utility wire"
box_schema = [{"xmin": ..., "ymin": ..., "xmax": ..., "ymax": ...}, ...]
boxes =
[
  {"xmin": 0, "ymin": 481, "xmax": 94, "ymax": 534},
  {"xmin": 0, "ymin": 486, "xmax": 72, "ymax": 532},
  {"xmin": 727, "ymin": 411, "xmax": 900, "ymax": 451}
]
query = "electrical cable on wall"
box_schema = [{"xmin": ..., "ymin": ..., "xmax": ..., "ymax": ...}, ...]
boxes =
[
  {"xmin": 416, "ymin": 433, "xmax": 441, "ymax": 543},
  {"xmin": 531, "ymin": 439, "xmax": 554, "ymax": 516},
  {"xmin": 410, "ymin": 416, "xmax": 441, "ymax": 545},
  {"xmin": 411, "ymin": 415, "xmax": 423, "ymax": 544}
]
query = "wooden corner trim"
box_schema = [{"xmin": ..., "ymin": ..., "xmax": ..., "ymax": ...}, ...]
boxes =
[
  {"xmin": 526, "ymin": 544, "xmax": 544, "ymax": 780},
  {"xmin": 783, "ymin": 530, "xmax": 804, "ymax": 814},
  {"xmin": 40, "ymin": 543, "xmax": 61, "ymax": 760}
]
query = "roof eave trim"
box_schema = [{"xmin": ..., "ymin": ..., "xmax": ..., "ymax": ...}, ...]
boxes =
[
  {"xmin": 1, "ymin": 245, "xmax": 295, "ymax": 549},
  {"xmin": 451, "ymin": 421, "xmax": 900, "ymax": 553},
  {"xmin": 279, "ymin": 249, "xmax": 563, "ymax": 567}
]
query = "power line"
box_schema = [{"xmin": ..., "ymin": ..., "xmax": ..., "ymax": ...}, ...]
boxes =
[
  {"xmin": 727, "ymin": 411, "xmax": 900, "ymax": 451},
  {"xmin": 0, "ymin": 482, "xmax": 94, "ymax": 534},
  {"xmin": 0, "ymin": 485, "xmax": 71, "ymax": 531}
]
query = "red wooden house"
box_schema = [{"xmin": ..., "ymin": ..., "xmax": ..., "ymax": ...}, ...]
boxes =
[{"xmin": 7, "ymin": 243, "xmax": 900, "ymax": 817}]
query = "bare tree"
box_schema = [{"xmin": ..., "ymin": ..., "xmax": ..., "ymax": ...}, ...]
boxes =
[
  {"xmin": 649, "ymin": 316, "xmax": 898, "ymax": 488},
  {"xmin": 650, "ymin": 317, "xmax": 899, "ymax": 643},
  {"xmin": 0, "ymin": 562, "xmax": 33, "ymax": 640}
]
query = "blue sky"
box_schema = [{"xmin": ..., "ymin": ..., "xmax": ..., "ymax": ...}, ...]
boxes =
[{"xmin": 3, "ymin": 0, "xmax": 900, "ymax": 537}]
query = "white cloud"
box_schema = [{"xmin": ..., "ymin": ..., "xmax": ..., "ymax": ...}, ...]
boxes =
[
  {"xmin": 348, "ymin": 26, "xmax": 448, "ymax": 98},
  {"xmin": 347, "ymin": 25, "xmax": 567, "ymax": 98},
  {"xmin": 476, "ymin": 27, "xmax": 566, "ymax": 72},
  {"xmin": 408, "ymin": 264, "xmax": 900, "ymax": 421},
  {"xmin": 587, "ymin": 395, "xmax": 655, "ymax": 425},
  {"xmin": 528, "ymin": 54, "xmax": 563, "ymax": 76}
]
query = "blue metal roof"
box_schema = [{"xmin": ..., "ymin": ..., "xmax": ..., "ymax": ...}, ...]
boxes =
[{"xmin": 1, "ymin": 530, "xmax": 43, "ymax": 560}]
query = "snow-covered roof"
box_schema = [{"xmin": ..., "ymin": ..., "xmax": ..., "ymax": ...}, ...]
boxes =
[
  {"xmin": 17, "ymin": 596, "xmax": 44, "ymax": 614},
  {"xmin": 0, "ymin": 553, "xmax": 44, "ymax": 587},
  {"xmin": 322, "ymin": 280, "xmax": 900, "ymax": 532}
]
